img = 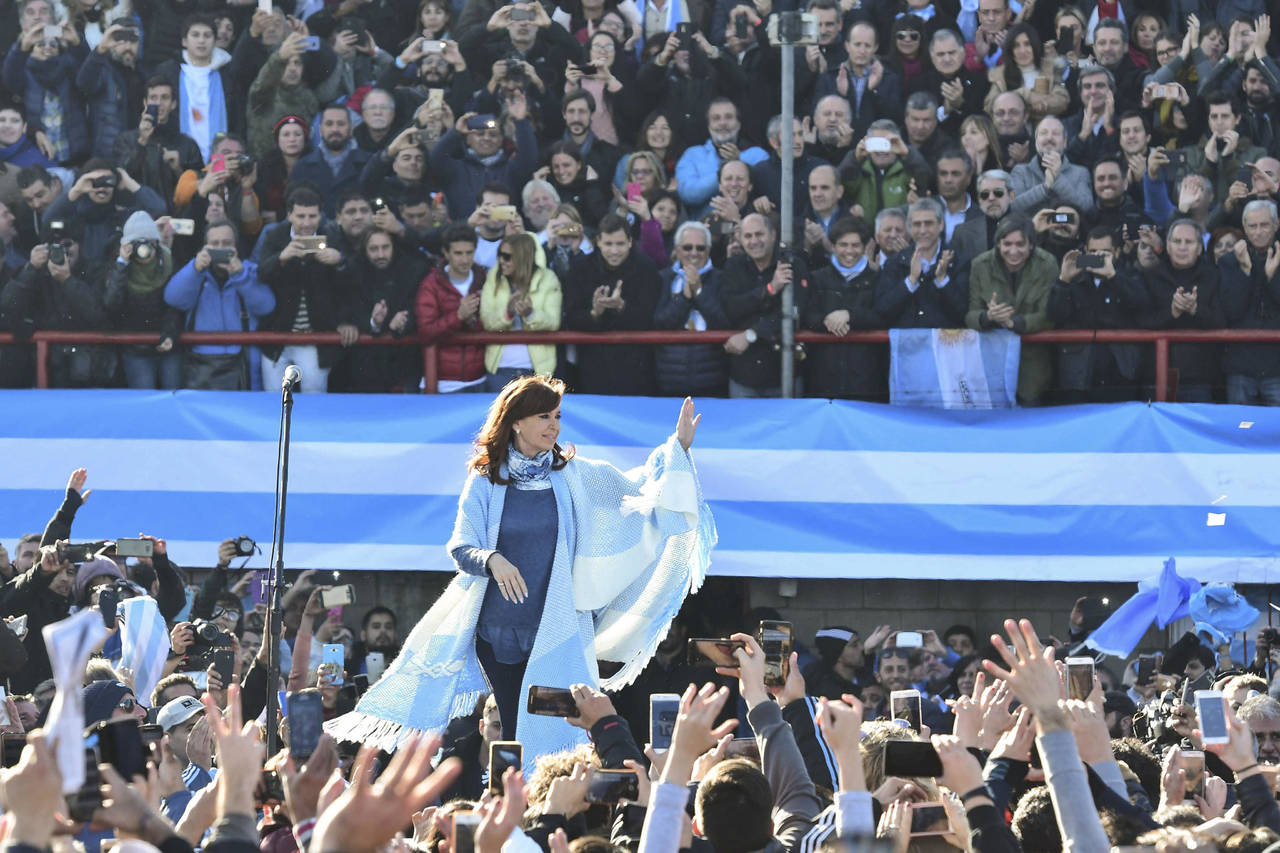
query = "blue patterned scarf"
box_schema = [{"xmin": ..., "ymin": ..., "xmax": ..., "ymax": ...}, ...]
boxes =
[{"xmin": 507, "ymin": 444, "xmax": 552, "ymax": 491}]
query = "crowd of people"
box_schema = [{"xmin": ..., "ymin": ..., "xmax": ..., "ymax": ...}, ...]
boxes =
[
  {"xmin": 1, "ymin": 467, "xmax": 1280, "ymax": 852},
  {"xmin": 0, "ymin": 0, "xmax": 1279, "ymax": 400}
]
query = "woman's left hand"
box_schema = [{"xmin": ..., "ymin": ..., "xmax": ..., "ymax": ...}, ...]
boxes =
[{"xmin": 677, "ymin": 397, "xmax": 701, "ymax": 450}]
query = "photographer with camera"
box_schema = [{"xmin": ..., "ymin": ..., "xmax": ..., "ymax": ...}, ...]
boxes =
[
  {"xmin": 164, "ymin": 219, "xmax": 274, "ymax": 390},
  {"xmin": 1, "ymin": 218, "xmax": 117, "ymax": 387},
  {"xmin": 103, "ymin": 211, "xmax": 184, "ymax": 390},
  {"xmin": 40, "ymin": 159, "xmax": 165, "ymax": 263},
  {"xmin": 174, "ymin": 135, "xmax": 264, "ymax": 262}
]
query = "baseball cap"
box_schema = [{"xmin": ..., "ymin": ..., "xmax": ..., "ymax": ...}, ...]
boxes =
[{"xmin": 157, "ymin": 695, "xmax": 204, "ymax": 732}]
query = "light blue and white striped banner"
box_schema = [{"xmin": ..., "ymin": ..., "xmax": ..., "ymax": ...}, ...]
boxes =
[{"xmin": 1, "ymin": 390, "xmax": 1278, "ymax": 583}]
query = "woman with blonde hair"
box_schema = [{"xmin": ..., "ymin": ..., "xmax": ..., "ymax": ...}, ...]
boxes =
[
  {"xmin": 960, "ymin": 114, "xmax": 1004, "ymax": 178},
  {"xmin": 479, "ymin": 233, "xmax": 562, "ymax": 392}
]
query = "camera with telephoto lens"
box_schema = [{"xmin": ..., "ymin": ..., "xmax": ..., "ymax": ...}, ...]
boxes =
[
  {"xmin": 233, "ymin": 536, "xmax": 256, "ymax": 557},
  {"xmin": 131, "ymin": 240, "xmax": 157, "ymax": 261},
  {"xmin": 188, "ymin": 618, "xmax": 233, "ymax": 668},
  {"xmin": 1133, "ymin": 688, "xmax": 1181, "ymax": 745}
]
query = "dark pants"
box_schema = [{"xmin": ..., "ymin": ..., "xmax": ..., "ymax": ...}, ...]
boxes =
[{"xmin": 475, "ymin": 638, "xmax": 527, "ymax": 740}]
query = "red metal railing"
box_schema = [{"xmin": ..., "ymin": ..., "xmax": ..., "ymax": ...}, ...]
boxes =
[{"xmin": 6, "ymin": 328, "xmax": 1280, "ymax": 400}]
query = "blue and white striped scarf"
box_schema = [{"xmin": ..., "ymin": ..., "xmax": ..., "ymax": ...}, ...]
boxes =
[
  {"xmin": 112, "ymin": 595, "xmax": 171, "ymax": 706},
  {"xmin": 326, "ymin": 433, "xmax": 716, "ymax": 769}
]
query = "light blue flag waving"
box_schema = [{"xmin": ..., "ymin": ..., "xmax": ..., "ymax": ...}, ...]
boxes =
[
  {"xmin": 1086, "ymin": 558, "xmax": 1200, "ymax": 658},
  {"xmin": 889, "ymin": 329, "xmax": 1021, "ymax": 408}
]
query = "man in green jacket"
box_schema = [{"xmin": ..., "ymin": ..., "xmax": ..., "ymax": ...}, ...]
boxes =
[
  {"xmin": 966, "ymin": 214, "xmax": 1058, "ymax": 404},
  {"xmin": 843, "ymin": 119, "xmax": 913, "ymax": 224}
]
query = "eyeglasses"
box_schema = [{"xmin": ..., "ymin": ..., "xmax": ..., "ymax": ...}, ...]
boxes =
[
  {"xmin": 979, "ymin": 189, "xmax": 1006, "ymax": 199},
  {"xmin": 680, "ymin": 244, "xmax": 708, "ymax": 252},
  {"xmin": 498, "ymin": 251, "xmax": 514, "ymax": 261},
  {"xmin": 117, "ymin": 696, "xmax": 137, "ymax": 712},
  {"xmin": 212, "ymin": 606, "xmax": 241, "ymax": 621},
  {"xmin": 896, "ymin": 31, "xmax": 920, "ymax": 41}
]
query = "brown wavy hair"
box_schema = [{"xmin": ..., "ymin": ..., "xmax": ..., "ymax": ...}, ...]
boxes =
[{"xmin": 469, "ymin": 375, "xmax": 574, "ymax": 484}]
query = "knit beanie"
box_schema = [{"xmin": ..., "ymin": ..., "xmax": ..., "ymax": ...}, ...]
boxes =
[
  {"xmin": 72, "ymin": 556, "xmax": 123, "ymax": 606},
  {"xmin": 121, "ymin": 211, "xmax": 160, "ymax": 245}
]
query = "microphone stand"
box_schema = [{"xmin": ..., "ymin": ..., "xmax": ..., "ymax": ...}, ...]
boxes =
[{"xmin": 264, "ymin": 372, "xmax": 297, "ymax": 755}]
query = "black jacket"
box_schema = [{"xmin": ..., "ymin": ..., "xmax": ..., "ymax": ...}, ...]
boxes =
[
  {"xmin": 563, "ymin": 249, "xmax": 661, "ymax": 395},
  {"xmin": 257, "ymin": 223, "xmax": 359, "ymax": 368},
  {"xmin": 872, "ymin": 244, "xmax": 969, "ymax": 329},
  {"xmin": 652, "ymin": 266, "xmax": 731, "ymax": 395},
  {"xmin": 1140, "ymin": 255, "xmax": 1225, "ymax": 387},
  {"xmin": 720, "ymin": 251, "xmax": 810, "ymax": 390},
  {"xmin": 1047, "ymin": 265, "xmax": 1152, "ymax": 391},
  {"xmin": 803, "ymin": 263, "xmax": 886, "ymax": 400},
  {"xmin": 112, "ymin": 121, "xmax": 204, "ymax": 213},
  {"xmin": 345, "ymin": 252, "xmax": 429, "ymax": 392},
  {"xmin": 1219, "ymin": 249, "xmax": 1280, "ymax": 378},
  {"xmin": 1, "ymin": 262, "xmax": 115, "ymax": 387},
  {"xmin": 103, "ymin": 253, "xmax": 185, "ymax": 352},
  {"xmin": 908, "ymin": 68, "xmax": 989, "ymax": 138},
  {"xmin": 635, "ymin": 53, "xmax": 751, "ymax": 149}
]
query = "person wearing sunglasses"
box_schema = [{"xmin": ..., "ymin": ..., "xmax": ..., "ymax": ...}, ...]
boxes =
[
  {"xmin": 951, "ymin": 169, "xmax": 1015, "ymax": 260},
  {"xmin": 653, "ymin": 220, "xmax": 732, "ymax": 398},
  {"xmin": 478, "ymin": 231, "xmax": 560, "ymax": 392},
  {"xmin": 83, "ymin": 679, "xmax": 147, "ymax": 726}
]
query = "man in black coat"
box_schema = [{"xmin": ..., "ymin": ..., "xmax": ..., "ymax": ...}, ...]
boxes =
[
  {"xmin": 256, "ymin": 186, "xmax": 360, "ymax": 393},
  {"xmin": 563, "ymin": 213, "xmax": 661, "ymax": 395},
  {"xmin": 1137, "ymin": 219, "xmax": 1226, "ymax": 402},
  {"xmin": 721, "ymin": 212, "xmax": 810, "ymax": 396},
  {"xmin": 909, "ymin": 29, "xmax": 988, "ymax": 140},
  {"xmin": 653, "ymin": 221, "xmax": 732, "ymax": 397},
  {"xmin": 812, "ymin": 23, "xmax": 904, "ymax": 141},
  {"xmin": 1047, "ymin": 226, "xmax": 1152, "ymax": 402},
  {"xmin": 342, "ymin": 227, "xmax": 428, "ymax": 393},
  {"xmin": 1219, "ymin": 199, "xmax": 1280, "ymax": 403},
  {"xmin": 872, "ymin": 197, "xmax": 969, "ymax": 328}
]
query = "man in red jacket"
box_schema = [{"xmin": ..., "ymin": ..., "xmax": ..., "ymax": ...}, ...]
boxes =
[{"xmin": 414, "ymin": 223, "xmax": 487, "ymax": 392}]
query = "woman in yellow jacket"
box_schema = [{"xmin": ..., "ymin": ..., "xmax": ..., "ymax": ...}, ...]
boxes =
[
  {"xmin": 479, "ymin": 232, "xmax": 562, "ymax": 392},
  {"xmin": 983, "ymin": 24, "xmax": 1070, "ymax": 123}
]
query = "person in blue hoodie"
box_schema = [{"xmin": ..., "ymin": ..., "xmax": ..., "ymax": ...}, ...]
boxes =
[{"xmin": 163, "ymin": 218, "xmax": 275, "ymax": 389}]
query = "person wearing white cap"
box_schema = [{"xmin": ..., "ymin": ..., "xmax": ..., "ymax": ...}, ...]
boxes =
[{"xmin": 155, "ymin": 695, "xmax": 211, "ymax": 822}]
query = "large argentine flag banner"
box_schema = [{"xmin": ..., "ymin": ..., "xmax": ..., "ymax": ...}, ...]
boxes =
[{"xmin": 0, "ymin": 389, "xmax": 1277, "ymax": 583}]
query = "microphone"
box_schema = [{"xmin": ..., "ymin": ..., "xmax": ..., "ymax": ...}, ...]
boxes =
[{"xmin": 282, "ymin": 364, "xmax": 302, "ymax": 390}]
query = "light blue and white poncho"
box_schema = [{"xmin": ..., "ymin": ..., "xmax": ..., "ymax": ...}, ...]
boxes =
[{"xmin": 326, "ymin": 433, "xmax": 716, "ymax": 768}]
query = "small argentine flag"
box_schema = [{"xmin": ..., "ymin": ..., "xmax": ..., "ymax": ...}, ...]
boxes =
[
  {"xmin": 115, "ymin": 596, "xmax": 173, "ymax": 708},
  {"xmin": 889, "ymin": 328, "xmax": 1021, "ymax": 408}
]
